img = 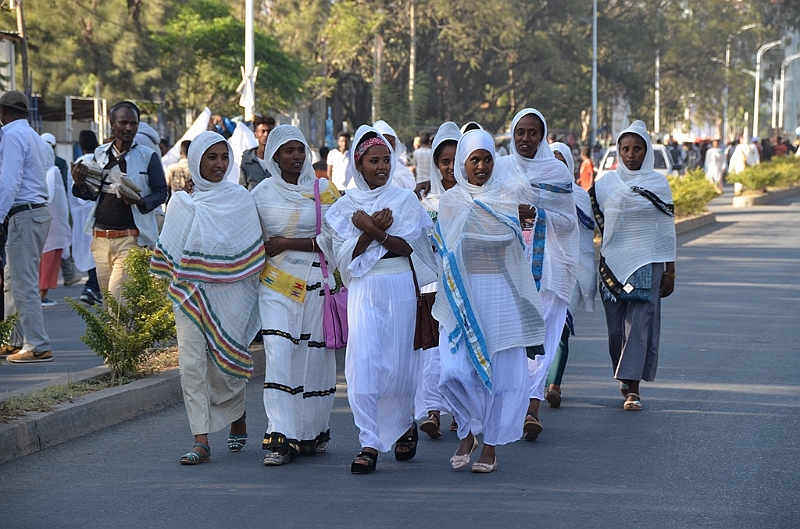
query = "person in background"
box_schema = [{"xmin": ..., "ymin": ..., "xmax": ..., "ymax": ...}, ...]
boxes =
[
  {"xmin": 703, "ymin": 139, "xmax": 725, "ymax": 193},
  {"xmin": 313, "ymin": 145, "xmax": 329, "ymax": 178},
  {"xmin": 239, "ymin": 115, "xmax": 276, "ymax": 190},
  {"xmin": 327, "ymin": 131, "xmax": 351, "ymax": 191},
  {"xmin": 39, "ymin": 134, "xmax": 72, "ymax": 308},
  {"xmin": 373, "ymin": 120, "xmax": 416, "ymax": 191},
  {"xmin": 40, "ymin": 133, "xmax": 81, "ymax": 287},
  {"xmin": 166, "ymin": 140, "xmax": 192, "ymax": 200},
  {"xmin": 159, "ymin": 139, "xmax": 170, "ymax": 157},
  {"xmin": 578, "ymin": 146, "xmax": 594, "ymax": 190},
  {"xmin": 0, "ymin": 91, "xmax": 54, "ymax": 363},
  {"xmin": 413, "ymin": 131, "xmax": 433, "ymax": 196},
  {"xmin": 71, "ymin": 131, "xmax": 102, "ymax": 306}
]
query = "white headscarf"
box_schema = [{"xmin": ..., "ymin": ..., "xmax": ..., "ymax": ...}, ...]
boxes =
[
  {"xmin": 151, "ymin": 131, "xmax": 265, "ymax": 379},
  {"xmin": 432, "ymin": 129, "xmax": 544, "ymax": 388},
  {"xmin": 320, "ymin": 125, "xmax": 437, "ymax": 286},
  {"xmin": 593, "ymin": 120, "xmax": 676, "ymax": 287},
  {"xmin": 422, "ymin": 122, "xmax": 460, "ymax": 211},
  {"xmin": 496, "ymin": 108, "xmax": 579, "ymax": 303},
  {"xmin": 549, "ymin": 141, "xmax": 574, "ymax": 177},
  {"xmin": 251, "ymin": 125, "xmax": 339, "ymax": 302},
  {"xmin": 373, "ymin": 120, "xmax": 416, "ymax": 190}
]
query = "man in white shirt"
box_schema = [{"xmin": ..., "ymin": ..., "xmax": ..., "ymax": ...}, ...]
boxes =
[
  {"xmin": 0, "ymin": 91, "xmax": 54, "ymax": 363},
  {"xmin": 327, "ymin": 131, "xmax": 351, "ymax": 191},
  {"xmin": 413, "ymin": 131, "xmax": 433, "ymax": 196},
  {"xmin": 703, "ymin": 139, "xmax": 725, "ymax": 193}
]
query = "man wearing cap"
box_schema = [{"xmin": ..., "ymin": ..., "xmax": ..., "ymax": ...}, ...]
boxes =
[
  {"xmin": 0, "ymin": 91, "xmax": 55, "ymax": 363},
  {"xmin": 71, "ymin": 101, "xmax": 168, "ymax": 303}
]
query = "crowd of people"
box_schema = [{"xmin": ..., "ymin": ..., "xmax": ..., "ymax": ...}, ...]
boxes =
[{"xmin": 1, "ymin": 91, "xmax": 681, "ymax": 475}]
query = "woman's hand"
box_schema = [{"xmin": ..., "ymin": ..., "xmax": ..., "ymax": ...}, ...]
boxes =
[
  {"xmin": 183, "ymin": 178, "xmax": 195, "ymax": 194},
  {"xmin": 371, "ymin": 208, "xmax": 394, "ymax": 232},
  {"xmin": 518, "ymin": 203, "xmax": 537, "ymax": 221},
  {"xmin": 352, "ymin": 210, "xmax": 377, "ymax": 233},
  {"xmin": 660, "ymin": 263, "xmax": 676, "ymax": 298},
  {"xmin": 264, "ymin": 236, "xmax": 289, "ymax": 257}
]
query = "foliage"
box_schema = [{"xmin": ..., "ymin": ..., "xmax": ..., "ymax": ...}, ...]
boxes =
[
  {"xmin": 67, "ymin": 248, "xmax": 175, "ymax": 380},
  {"xmin": 668, "ymin": 170, "xmax": 719, "ymax": 217},
  {"xmin": 0, "ymin": 312, "xmax": 20, "ymax": 365},
  {"xmin": 728, "ymin": 156, "xmax": 800, "ymax": 192}
]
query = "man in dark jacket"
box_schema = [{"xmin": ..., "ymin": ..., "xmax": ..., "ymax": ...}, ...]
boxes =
[{"xmin": 239, "ymin": 114, "xmax": 276, "ymax": 190}]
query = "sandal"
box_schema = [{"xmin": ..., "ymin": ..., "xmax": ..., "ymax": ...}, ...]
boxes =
[
  {"xmin": 180, "ymin": 443, "xmax": 211, "ymax": 465},
  {"xmin": 620, "ymin": 382, "xmax": 630, "ymax": 397},
  {"xmin": 449, "ymin": 418, "xmax": 458, "ymax": 432},
  {"xmin": 523, "ymin": 414, "xmax": 543, "ymax": 441},
  {"xmin": 394, "ymin": 422, "xmax": 419, "ymax": 461},
  {"xmin": 545, "ymin": 389, "xmax": 562, "ymax": 408},
  {"xmin": 450, "ymin": 436, "xmax": 478, "ymax": 470},
  {"xmin": 471, "ymin": 458, "xmax": 498, "ymax": 473},
  {"xmin": 227, "ymin": 412, "xmax": 247, "ymax": 452},
  {"xmin": 263, "ymin": 449, "xmax": 296, "ymax": 466},
  {"xmin": 351, "ymin": 450, "xmax": 378, "ymax": 474},
  {"xmin": 420, "ymin": 413, "xmax": 442, "ymax": 439},
  {"xmin": 298, "ymin": 441, "xmax": 317, "ymax": 458},
  {"xmin": 623, "ymin": 393, "xmax": 643, "ymax": 411},
  {"xmin": 315, "ymin": 429, "xmax": 331, "ymax": 453}
]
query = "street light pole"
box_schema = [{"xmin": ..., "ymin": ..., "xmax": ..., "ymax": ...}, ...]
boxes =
[
  {"xmin": 590, "ymin": 0, "xmax": 597, "ymax": 146},
  {"xmin": 778, "ymin": 53, "xmax": 800, "ymax": 130},
  {"xmin": 753, "ymin": 40, "xmax": 783, "ymax": 138},
  {"xmin": 723, "ymin": 24, "xmax": 757, "ymax": 142}
]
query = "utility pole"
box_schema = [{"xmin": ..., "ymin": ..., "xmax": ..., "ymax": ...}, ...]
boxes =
[
  {"xmin": 408, "ymin": 0, "xmax": 416, "ymax": 128},
  {"xmin": 372, "ymin": 33, "xmax": 383, "ymax": 124},
  {"xmin": 590, "ymin": 0, "xmax": 597, "ymax": 146},
  {"xmin": 11, "ymin": 0, "xmax": 30, "ymax": 94},
  {"xmin": 654, "ymin": 49, "xmax": 660, "ymax": 135}
]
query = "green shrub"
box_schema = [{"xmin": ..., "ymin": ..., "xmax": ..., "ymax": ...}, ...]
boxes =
[
  {"xmin": 67, "ymin": 248, "xmax": 175, "ymax": 380},
  {"xmin": 728, "ymin": 156, "xmax": 800, "ymax": 192},
  {"xmin": 0, "ymin": 312, "xmax": 20, "ymax": 365},
  {"xmin": 668, "ymin": 169, "xmax": 719, "ymax": 217}
]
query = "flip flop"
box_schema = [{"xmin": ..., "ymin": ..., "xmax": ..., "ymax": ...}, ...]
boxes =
[{"xmin": 623, "ymin": 393, "xmax": 643, "ymax": 411}]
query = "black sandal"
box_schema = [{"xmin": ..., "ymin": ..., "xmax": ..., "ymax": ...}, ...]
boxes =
[
  {"xmin": 351, "ymin": 450, "xmax": 378, "ymax": 474},
  {"xmin": 394, "ymin": 422, "xmax": 419, "ymax": 461}
]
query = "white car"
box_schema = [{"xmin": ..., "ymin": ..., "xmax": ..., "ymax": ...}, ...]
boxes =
[{"xmin": 595, "ymin": 144, "xmax": 673, "ymax": 180}]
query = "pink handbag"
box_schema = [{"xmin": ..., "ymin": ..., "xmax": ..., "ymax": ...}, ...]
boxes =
[{"xmin": 314, "ymin": 179, "xmax": 348, "ymax": 349}]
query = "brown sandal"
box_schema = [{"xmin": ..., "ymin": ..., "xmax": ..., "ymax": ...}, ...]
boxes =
[{"xmin": 420, "ymin": 413, "xmax": 442, "ymax": 439}]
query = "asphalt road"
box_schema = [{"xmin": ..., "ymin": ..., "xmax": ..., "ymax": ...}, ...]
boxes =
[{"xmin": 1, "ymin": 193, "xmax": 798, "ymax": 528}]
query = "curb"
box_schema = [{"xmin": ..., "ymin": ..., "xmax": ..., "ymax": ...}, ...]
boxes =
[
  {"xmin": 675, "ymin": 211, "xmax": 716, "ymax": 235},
  {"xmin": 0, "ymin": 346, "xmax": 265, "ymax": 465},
  {"xmin": 732, "ymin": 186, "xmax": 800, "ymax": 207}
]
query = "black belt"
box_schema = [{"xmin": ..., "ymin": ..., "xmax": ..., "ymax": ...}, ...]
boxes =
[{"xmin": 7, "ymin": 203, "xmax": 47, "ymax": 218}]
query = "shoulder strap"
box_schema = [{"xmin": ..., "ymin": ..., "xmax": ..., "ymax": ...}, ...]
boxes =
[
  {"xmin": 313, "ymin": 178, "xmax": 331, "ymax": 281},
  {"xmin": 630, "ymin": 186, "xmax": 675, "ymax": 217},
  {"xmin": 408, "ymin": 256, "xmax": 421, "ymax": 295},
  {"xmin": 588, "ymin": 184, "xmax": 604, "ymax": 236}
]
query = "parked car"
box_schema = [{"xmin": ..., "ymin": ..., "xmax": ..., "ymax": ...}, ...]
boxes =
[{"xmin": 595, "ymin": 144, "xmax": 673, "ymax": 180}]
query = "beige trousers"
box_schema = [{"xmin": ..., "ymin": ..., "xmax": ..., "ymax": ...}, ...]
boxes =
[
  {"xmin": 175, "ymin": 309, "xmax": 246, "ymax": 435},
  {"xmin": 90, "ymin": 235, "xmax": 138, "ymax": 303}
]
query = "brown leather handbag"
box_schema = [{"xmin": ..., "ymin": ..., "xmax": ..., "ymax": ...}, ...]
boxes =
[{"xmin": 409, "ymin": 257, "xmax": 439, "ymax": 351}]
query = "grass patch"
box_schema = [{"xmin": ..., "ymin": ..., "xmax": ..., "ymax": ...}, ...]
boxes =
[{"xmin": 0, "ymin": 345, "xmax": 179, "ymax": 423}]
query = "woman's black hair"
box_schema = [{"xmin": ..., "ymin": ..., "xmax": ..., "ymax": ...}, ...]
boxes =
[
  {"xmin": 356, "ymin": 131, "xmax": 379, "ymax": 150},
  {"xmin": 433, "ymin": 139, "xmax": 458, "ymax": 165}
]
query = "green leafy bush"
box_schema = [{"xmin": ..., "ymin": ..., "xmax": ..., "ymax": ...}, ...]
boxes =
[
  {"xmin": 0, "ymin": 312, "xmax": 20, "ymax": 365},
  {"xmin": 668, "ymin": 169, "xmax": 719, "ymax": 217},
  {"xmin": 68, "ymin": 248, "xmax": 175, "ymax": 380},
  {"xmin": 727, "ymin": 156, "xmax": 800, "ymax": 192}
]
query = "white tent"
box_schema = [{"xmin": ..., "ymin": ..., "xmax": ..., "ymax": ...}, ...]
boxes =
[
  {"xmin": 227, "ymin": 121, "xmax": 258, "ymax": 184},
  {"xmin": 161, "ymin": 107, "xmax": 212, "ymax": 173}
]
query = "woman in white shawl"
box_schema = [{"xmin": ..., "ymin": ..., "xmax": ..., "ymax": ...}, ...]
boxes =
[
  {"xmin": 496, "ymin": 108, "xmax": 579, "ymax": 440},
  {"xmin": 319, "ymin": 125, "xmax": 437, "ymax": 474},
  {"xmin": 39, "ymin": 143, "xmax": 72, "ymax": 306},
  {"xmin": 251, "ymin": 125, "xmax": 340, "ymax": 465},
  {"xmin": 373, "ymin": 120, "xmax": 417, "ymax": 191},
  {"xmin": 433, "ymin": 129, "xmax": 545, "ymax": 473},
  {"xmin": 417, "ymin": 121, "xmax": 460, "ymax": 438},
  {"xmin": 150, "ymin": 131, "xmax": 265, "ymax": 464},
  {"xmin": 543, "ymin": 142, "xmax": 597, "ymax": 408},
  {"xmin": 591, "ymin": 120, "xmax": 676, "ymax": 411}
]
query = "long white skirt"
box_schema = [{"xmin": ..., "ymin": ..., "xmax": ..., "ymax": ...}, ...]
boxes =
[
  {"xmin": 260, "ymin": 264, "xmax": 336, "ymax": 450},
  {"xmin": 528, "ymin": 289, "xmax": 569, "ymax": 400},
  {"xmin": 68, "ymin": 182, "xmax": 95, "ymax": 272},
  {"xmin": 175, "ymin": 309, "xmax": 246, "ymax": 435},
  {"xmin": 414, "ymin": 282, "xmax": 450, "ymax": 419},
  {"xmin": 346, "ymin": 258, "xmax": 419, "ymax": 453},
  {"xmin": 438, "ymin": 273, "xmax": 529, "ymax": 446}
]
